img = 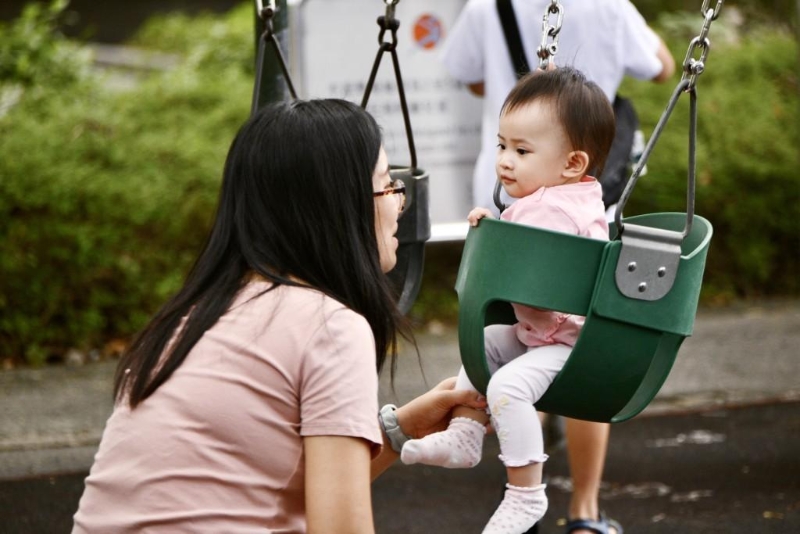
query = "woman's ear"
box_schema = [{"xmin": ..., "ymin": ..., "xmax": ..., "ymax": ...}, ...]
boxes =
[{"xmin": 563, "ymin": 150, "xmax": 590, "ymax": 179}]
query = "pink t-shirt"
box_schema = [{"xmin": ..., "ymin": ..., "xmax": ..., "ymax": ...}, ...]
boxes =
[
  {"xmin": 500, "ymin": 178, "xmax": 609, "ymax": 347},
  {"xmin": 73, "ymin": 282, "xmax": 383, "ymax": 533}
]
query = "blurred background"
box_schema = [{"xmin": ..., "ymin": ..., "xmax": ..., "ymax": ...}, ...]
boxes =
[{"xmin": 0, "ymin": 0, "xmax": 797, "ymax": 365}]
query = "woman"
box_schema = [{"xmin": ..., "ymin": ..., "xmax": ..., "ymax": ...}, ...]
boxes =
[{"xmin": 73, "ymin": 99, "xmax": 484, "ymax": 533}]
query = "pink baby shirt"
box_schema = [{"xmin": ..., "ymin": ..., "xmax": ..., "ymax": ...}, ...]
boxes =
[{"xmin": 500, "ymin": 177, "xmax": 609, "ymax": 348}]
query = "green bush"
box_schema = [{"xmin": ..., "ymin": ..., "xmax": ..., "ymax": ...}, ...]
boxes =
[
  {"xmin": 0, "ymin": 0, "xmax": 92, "ymax": 89},
  {"xmin": 0, "ymin": 2, "xmax": 797, "ymax": 362},
  {"xmin": 0, "ymin": 3, "xmax": 252, "ymax": 365}
]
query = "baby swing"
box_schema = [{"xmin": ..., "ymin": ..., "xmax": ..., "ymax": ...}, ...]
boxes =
[
  {"xmin": 251, "ymin": 0, "xmax": 430, "ymax": 315},
  {"xmin": 457, "ymin": 0, "xmax": 723, "ymax": 423}
]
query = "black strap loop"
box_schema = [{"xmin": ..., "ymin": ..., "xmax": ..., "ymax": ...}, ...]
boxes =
[
  {"xmin": 361, "ymin": 14, "xmax": 417, "ymax": 171},
  {"xmin": 251, "ymin": 6, "xmax": 297, "ymax": 115}
]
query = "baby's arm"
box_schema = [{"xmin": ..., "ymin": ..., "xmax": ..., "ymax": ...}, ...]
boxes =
[{"xmin": 468, "ymin": 207, "xmax": 494, "ymax": 227}]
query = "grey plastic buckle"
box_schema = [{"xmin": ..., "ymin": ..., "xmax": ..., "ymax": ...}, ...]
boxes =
[{"xmin": 615, "ymin": 224, "xmax": 683, "ymax": 301}]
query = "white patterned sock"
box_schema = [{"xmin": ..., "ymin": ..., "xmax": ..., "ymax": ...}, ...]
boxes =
[
  {"xmin": 400, "ymin": 417, "xmax": 486, "ymax": 468},
  {"xmin": 482, "ymin": 484, "xmax": 548, "ymax": 534}
]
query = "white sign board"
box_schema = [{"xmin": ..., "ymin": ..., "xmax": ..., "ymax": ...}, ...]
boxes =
[{"xmin": 289, "ymin": 0, "xmax": 480, "ymax": 239}]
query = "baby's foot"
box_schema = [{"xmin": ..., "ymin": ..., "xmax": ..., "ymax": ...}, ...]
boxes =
[
  {"xmin": 400, "ymin": 417, "xmax": 486, "ymax": 468},
  {"xmin": 482, "ymin": 484, "xmax": 547, "ymax": 534}
]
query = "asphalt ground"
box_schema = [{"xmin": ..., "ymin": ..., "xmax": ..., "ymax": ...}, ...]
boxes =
[
  {"xmin": 1, "ymin": 299, "xmax": 799, "ymax": 533},
  {"xmin": 2, "ymin": 402, "xmax": 798, "ymax": 533}
]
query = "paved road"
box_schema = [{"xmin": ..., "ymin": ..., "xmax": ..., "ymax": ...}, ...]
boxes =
[
  {"xmin": 1, "ymin": 299, "xmax": 798, "ymax": 532},
  {"xmin": 2, "ymin": 402, "xmax": 798, "ymax": 533}
]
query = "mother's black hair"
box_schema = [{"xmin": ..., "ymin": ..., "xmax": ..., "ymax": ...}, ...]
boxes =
[{"xmin": 115, "ymin": 98, "xmax": 404, "ymax": 407}]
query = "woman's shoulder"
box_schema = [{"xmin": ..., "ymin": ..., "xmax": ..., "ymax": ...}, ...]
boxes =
[
  {"xmin": 230, "ymin": 281, "xmax": 374, "ymax": 366},
  {"xmin": 241, "ymin": 281, "xmax": 369, "ymax": 333}
]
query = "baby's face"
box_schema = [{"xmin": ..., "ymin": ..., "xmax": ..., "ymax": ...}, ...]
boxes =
[{"xmin": 495, "ymin": 100, "xmax": 574, "ymax": 198}]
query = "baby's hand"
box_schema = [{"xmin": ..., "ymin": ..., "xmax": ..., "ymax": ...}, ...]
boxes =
[{"xmin": 468, "ymin": 208, "xmax": 494, "ymax": 227}]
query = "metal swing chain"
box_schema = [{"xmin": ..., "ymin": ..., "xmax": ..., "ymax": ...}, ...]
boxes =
[
  {"xmin": 614, "ymin": 0, "xmax": 724, "ymax": 238},
  {"xmin": 361, "ymin": 0, "xmax": 418, "ymax": 170},
  {"xmin": 536, "ymin": 0, "xmax": 564, "ymax": 70},
  {"xmin": 251, "ymin": 0, "xmax": 297, "ymax": 115},
  {"xmin": 681, "ymin": 0, "xmax": 723, "ymax": 91}
]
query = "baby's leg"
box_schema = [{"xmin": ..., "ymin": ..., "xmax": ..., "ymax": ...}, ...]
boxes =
[
  {"xmin": 401, "ymin": 325, "xmax": 521, "ymax": 468},
  {"xmin": 483, "ymin": 344, "xmax": 571, "ymax": 534}
]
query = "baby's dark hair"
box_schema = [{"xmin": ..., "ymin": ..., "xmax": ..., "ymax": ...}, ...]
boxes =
[{"xmin": 501, "ymin": 66, "xmax": 616, "ymax": 177}]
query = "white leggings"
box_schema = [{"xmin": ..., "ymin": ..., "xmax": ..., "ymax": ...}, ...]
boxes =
[{"xmin": 455, "ymin": 324, "xmax": 571, "ymax": 467}]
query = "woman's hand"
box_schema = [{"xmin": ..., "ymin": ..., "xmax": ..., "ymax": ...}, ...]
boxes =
[
  {"xmin": 371, "ymin": 378, "xmax": 487, "ymax": 479},
  {"xmin": 395, "ymin": 377, "xmax": 487, "ymax": 439}
]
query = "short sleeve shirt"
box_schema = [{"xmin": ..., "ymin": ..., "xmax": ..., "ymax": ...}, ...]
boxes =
[{"xmin": 73, "ymin": 282, "xmax": 382, "ymax": 533}]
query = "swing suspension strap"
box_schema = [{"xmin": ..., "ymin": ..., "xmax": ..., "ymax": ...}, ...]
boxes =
[
  {"xmin": 361, "ymin": 0, "xmax": 417, "ymax": 170},
  {"xmin": 613, "ymin": 0, "xmax": 723, "ymax": 301},
  {"xmin": 536, "ymin": 0, "xmax": 563, "ymax": 70},
  {"xmin": 251, "ymin": 0, "xmax": 297, "ymax": 115}
]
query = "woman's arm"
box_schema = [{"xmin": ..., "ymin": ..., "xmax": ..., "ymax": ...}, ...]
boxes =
[
  {"xmin": 371, "ymin": 377, "xmax": 488, "ymax": 479},
  {"xmin": 305, "ymin": 435, "xmax": 375, "ymax": 534}
]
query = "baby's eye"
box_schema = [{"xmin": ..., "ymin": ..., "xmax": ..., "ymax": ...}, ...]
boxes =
[
  {"xmin": 497, "ymin": 143, "xmax": 506, "ymax": 150},
  {"xmin": 516, "ymin": 148, "xmax": 528, "ymax": 155}
]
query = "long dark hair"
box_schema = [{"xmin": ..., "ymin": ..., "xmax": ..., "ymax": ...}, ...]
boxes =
[
  {"xmin": 502, "ymin": 66, "xmax": 616, "ymax": 176},
  {"xmin": 115, "ymin": 99, "xmax": 405, "ymax": 407}
]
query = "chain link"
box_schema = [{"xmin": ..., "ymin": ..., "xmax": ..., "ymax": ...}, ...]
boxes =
[
  {"xmin": 701, "ymin": 0, "xmax": 723, "ymax": 20},
  {"xmin": 536, "ymin": 1, "xmax": 564, "ymax": 70},
  {"xmin": 384, "ymin": 0, "xmax": 399, "ymax": 21},
  {"xmin": 680, "ymin": 0, "xmax": 724, "ymax": 90}
]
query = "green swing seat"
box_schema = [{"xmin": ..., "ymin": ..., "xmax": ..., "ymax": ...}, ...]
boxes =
[{"xmin": 456, "ymin": 212, "xmax": 712, "ymax": 423}]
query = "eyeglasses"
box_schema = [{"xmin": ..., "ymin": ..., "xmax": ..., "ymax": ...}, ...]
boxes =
[{"xmin": 373, "ymin": 178, "xmax": 406, "ymax": 213}]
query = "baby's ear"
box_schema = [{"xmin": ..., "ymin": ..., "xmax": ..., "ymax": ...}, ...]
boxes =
[{"xmin": 564, "ymin": 150, "xmax": 590, "ymax": 179}]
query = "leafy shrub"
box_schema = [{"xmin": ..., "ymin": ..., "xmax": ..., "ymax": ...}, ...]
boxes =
[
  {"xmin": 128, "ymin": 4, "xmax": 255, "ymax": 75},
  {"xmin": 0, "ymin": 3, "xmax": 252, "ymax": 365},
  {"xmin": 0, "ymin": 0, "xmax": 92, "ymax": 90}
]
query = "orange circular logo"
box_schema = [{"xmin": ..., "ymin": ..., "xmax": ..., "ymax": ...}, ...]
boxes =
[{"xmin": 413, "ymin": 14, "xmax": 444, "ymax": 50}]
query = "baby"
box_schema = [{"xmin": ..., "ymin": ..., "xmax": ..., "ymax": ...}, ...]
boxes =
[{"xmin": 402, "ymin": 67, "xmax": 616, "ymax": 534}]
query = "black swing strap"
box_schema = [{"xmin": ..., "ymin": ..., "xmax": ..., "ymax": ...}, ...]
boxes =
[
  {"xmin": 361, "ymin": 0, "xmax": 417, "ymax": 170},
  {"xmin": 251, "ymin": 0, "xmax": 297, "ymax": 115}
]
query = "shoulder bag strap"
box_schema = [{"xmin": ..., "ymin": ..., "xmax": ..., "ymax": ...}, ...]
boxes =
[{"xmin": 496, "ymin": 0, "xmax": 530, "ymax": 79}]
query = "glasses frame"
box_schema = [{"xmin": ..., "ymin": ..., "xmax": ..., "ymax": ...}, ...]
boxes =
[{"xmin": 373, "ymin": 178, "xmax": 406, "ymax": 213}]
